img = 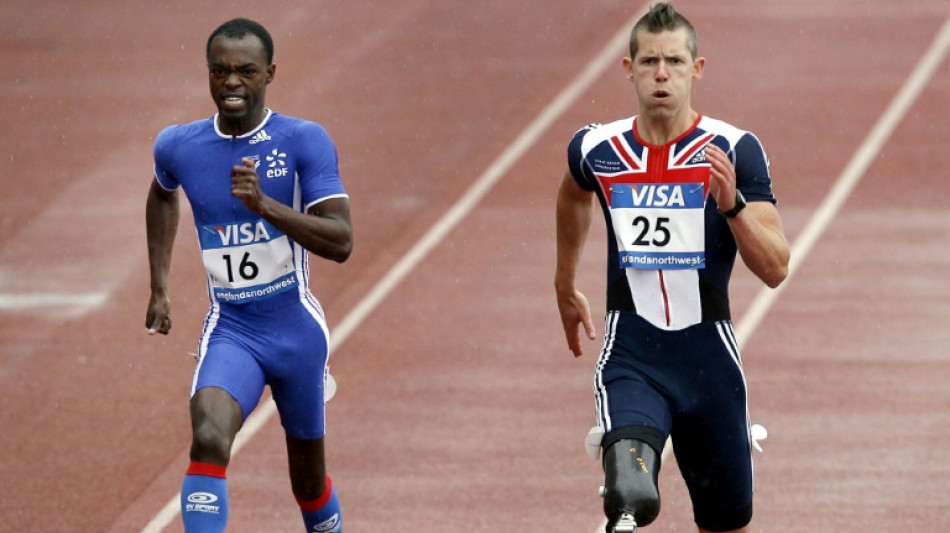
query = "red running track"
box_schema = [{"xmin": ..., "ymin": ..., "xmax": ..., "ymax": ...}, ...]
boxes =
[{"xmin": 1, "ymin": 1, "xmax": 949, "ymax": 531}]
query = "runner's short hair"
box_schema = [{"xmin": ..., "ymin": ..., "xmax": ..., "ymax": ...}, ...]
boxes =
[
  {"xmin": 629, "ymin": 3, "xmax": 698, "ymax": 60},
  {"xmin": 207, "ymin": 18, "xmax": 274, "ymax": 64}
]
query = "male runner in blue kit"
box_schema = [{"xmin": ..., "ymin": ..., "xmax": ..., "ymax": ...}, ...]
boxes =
[
  {"xmin": 145, "ymin": 18, "xmax": 350, "ymax": 533},
  {"xmin": 555, "ymin": 4, "xmax": 789, "ymax": 533}
]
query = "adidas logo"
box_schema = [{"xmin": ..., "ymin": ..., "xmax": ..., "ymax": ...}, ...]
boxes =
[{"xmin": 248, "ymin": 129, "xmax": 272, "ymax": 145}]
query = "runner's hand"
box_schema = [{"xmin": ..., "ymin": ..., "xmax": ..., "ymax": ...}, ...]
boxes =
[
  {"xmin": 146, "ymin": 292, "xmax": 172, "ymax": 335},
  {"xmin": 706, "ymin": 144, "xmax": 738, "ymax": 210},
  {"xmin": 556, "ymin": 288, "xmax": 596, "ymax": 358},
  {"xmin": 231, "ymin": 158, "xmax": 266, "ymax": 213}
]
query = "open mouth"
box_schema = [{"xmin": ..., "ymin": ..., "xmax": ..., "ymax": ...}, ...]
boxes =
[{"xmin": 220, "ymin": 95, "xmax": 246, "ymax": 112}]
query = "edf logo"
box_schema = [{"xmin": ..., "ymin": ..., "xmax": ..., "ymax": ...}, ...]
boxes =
[{"xmin": 265, "ymin": 148, "xmax": 289, "ymax": 178}]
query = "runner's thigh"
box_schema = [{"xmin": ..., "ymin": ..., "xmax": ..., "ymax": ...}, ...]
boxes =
[{"xmin": 262, "ymin": 302, "xmax": 330, "ymax": 440}]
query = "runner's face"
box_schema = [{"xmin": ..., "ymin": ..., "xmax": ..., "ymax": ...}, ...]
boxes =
[
  {"xmin": 625, "ymin": 28, "xmax": 703, "ymax": 122},
  {"xmin": 207, "ymin": 34, "xmax": 274, "ymax": 135}
]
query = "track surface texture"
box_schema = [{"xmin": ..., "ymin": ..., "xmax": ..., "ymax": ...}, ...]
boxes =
[{"xmin": 1, "ymin": 1, "xmax": 949, "ymax": 531}]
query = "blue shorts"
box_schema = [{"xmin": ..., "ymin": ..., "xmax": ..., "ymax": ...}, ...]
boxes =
[
  {"xmin": 191, "ymin": 292, "xmax": 330, "ymax": 440},
  {"xmin": 594, "ymin": 311, "xmax": 754, "ymax": 530}
]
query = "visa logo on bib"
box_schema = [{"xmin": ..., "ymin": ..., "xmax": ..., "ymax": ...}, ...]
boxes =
[
  {"xmin": 610, "ymin": 183, "xmax": 705, "ymax": 209},
  {"xmin": 199, "ymin": 220, "xmax": 283, "ymax": 249}
]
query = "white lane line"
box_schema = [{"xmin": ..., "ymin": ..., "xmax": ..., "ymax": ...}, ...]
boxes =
[
  {"xmin": 139, "ymin": 5, "xmax": 650, "ymax": 532},
  {"xmin": 735, "ymin": 13, "xmax": 950, "ymax": 347},
  {"xmin": 593, "ymin": 11, "xmax": 950, "ymax": 533},
  {"xmin": 0, "ymin": 141, "xmax": 152, "ymax": 319},
  {"xmin": 0, "ymin": 292, "xmax": 108, "ymax": 311}
]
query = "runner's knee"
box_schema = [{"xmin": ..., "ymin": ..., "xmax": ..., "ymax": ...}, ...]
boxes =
[
  {"xmin": 189, "ymin": 388, "xmax": 243, "ymax": 465},
  {"xmin": 190, "ymin": 419, "xmax": 234, "ymax": 464}
]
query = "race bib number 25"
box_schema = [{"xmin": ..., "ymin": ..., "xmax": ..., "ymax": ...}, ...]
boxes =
[{"xmin": 610, "ymin": 183, "xmax": 706, "ymax": 270}]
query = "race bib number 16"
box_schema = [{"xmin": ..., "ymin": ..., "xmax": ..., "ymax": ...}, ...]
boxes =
[
  {"xmin": 198, "ymin": 219, "xmax": 298, "ymax": 302},
  {"xmin": 610, "ymin": 183, "xmax": 706, "ymax": 270}
]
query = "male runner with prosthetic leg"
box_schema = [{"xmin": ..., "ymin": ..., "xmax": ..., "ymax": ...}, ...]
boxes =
[{"xmin": 556, "ymin": 4, "xmax": 789, "ymax": 532}]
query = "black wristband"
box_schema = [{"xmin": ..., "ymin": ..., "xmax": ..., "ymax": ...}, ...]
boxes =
[{"xmin": 721, "ymin": 189, "xmax": 746, "ymax": 218}]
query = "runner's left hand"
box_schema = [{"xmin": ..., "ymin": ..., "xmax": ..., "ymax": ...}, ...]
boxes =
[
  {"xmin": 706, "ymin": 144, "xmax": 738, "ymax": 211},
  {"xmin": 231, "ymin": 157, "xmax": 266, "ymax": 213}
]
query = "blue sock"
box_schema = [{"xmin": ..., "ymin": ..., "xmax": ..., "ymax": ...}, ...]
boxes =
[
  {"xmin": 181, "ymin": 462, "xmax": 229, "ymax": 533},
  {"xmin": 298, "ymin": 475, "xmax": 342, "ymax": 532}
]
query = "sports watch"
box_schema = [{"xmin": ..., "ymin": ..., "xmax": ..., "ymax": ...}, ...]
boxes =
[{"xmin": 721, "ymin": 189, "xmax": 746, "ymax": 218}]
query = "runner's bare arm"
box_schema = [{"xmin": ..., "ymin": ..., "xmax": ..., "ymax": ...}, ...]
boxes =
[
  {"xmin": 726, "ymin": 202, "xmax": 789, "ymax": 288},
  {"xmin": 555, "ymin": 168, "xmax": 597, "ymax": 357},
  {"xmin": 145, "ymin": 178, "xmax": 180, "ymax": 334},
  {"xmin": 230, "ymin": 159, "xmax": 353, "ymax": 263},
  {"xmin": 706, "ymin": 144, "xmax": 789, "ymax": 288}
]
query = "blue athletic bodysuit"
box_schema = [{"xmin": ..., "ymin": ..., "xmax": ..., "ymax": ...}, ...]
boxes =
[
  {"xmin": 567, "ymin": 114, "xmax": 776, "ymax": 530},
  {"xmin": 154, "ymin": 109, "xmax": 346, "ymax": 439}
]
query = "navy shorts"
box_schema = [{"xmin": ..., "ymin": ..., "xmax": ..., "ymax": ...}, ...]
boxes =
[
  {"xmin": 191, "ymin": 292, "xmax": 331, "ymax": 440},
  {"xmin": 593, "ymin": 311, "xmax": 754, "ymax": 531}
]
